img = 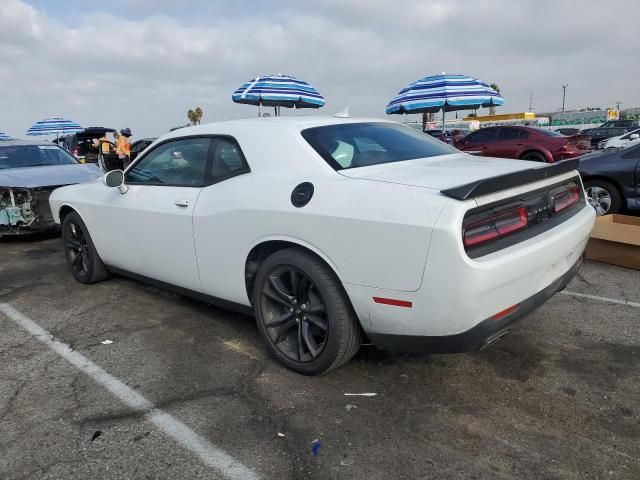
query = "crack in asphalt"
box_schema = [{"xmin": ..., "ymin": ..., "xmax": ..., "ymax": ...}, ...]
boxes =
[{"xmin": 0, "ymin": 380, "xmax": 26, "ymax": 423}]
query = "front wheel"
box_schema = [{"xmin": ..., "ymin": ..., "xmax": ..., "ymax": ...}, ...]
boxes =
[
  {"xmin": 584, "ymin": 180, "xmax": 622, "ymax": 216},
  {"xmin": 253, "ymin": 248, "xmax": 362, "ymax": 375},
  {"xmin": 62, "ymin": 211, "xmax": 110, "ymax": 283}
]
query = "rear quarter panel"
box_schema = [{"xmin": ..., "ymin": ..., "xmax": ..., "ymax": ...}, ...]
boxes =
[{"xmin": 191, "ymin": 125, "xmax": 450, "ymax": 304}]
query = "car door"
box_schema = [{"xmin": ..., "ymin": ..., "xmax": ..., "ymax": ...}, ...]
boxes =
[
  {"xmin": 457, "ymin": 127, "xmax": 498, "ymax": 155},
  {"xmin": 192, "ymin": 136, "xmax": 253, "ymax": 304},
  {"xmin": 492, "ymin": 127, "xmax": 524, "ymax": 158},
  {"xmin": 90, "ymin": 136, "xmax": 211, "ymax": 291},
  {"xmin": 621, "ymin": 145, "xmax": 640, "ymax": 202}
]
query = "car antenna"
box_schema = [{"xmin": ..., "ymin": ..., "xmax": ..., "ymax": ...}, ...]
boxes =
[{"xmin": 334, "ymin": 107, "xmax": 350, "ymax": 118}]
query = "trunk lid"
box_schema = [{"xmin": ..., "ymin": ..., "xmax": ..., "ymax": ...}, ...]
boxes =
[
  {"xmin": 338, "ymin": 153, "xmax": 536, "ymax": 191},
  {"xmin": 565, "ymin": 134, "xmax": 591, "ymax": 151}
]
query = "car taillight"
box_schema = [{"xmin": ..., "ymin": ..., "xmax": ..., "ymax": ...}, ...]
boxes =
[
  {"xmin": 552, "ymin": 183, "xmax": 580, "ymax": 213},
  {"xmin": 463, "ymin": 207, "xmax": 528, "ymax": 247}
]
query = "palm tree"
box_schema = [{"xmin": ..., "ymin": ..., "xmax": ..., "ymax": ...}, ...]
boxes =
[
  {"xmin": 187, "ymin": 107, "xmax": 204, "ymax": 125},
  {"xmin": 489, "ymin": 84, "xmax": 500, "ymax": 116}
]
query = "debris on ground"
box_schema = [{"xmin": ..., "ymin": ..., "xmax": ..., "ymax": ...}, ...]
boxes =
[
  {"xmin": 340, "ymin": 459, "xmax": 354, "ymax": 466},
  {"xmin": 91, "ymin": 430, "xmax": 102, "ymax": 441},
  {"xmin": 345, "ymin": 404, "xmax": 357, "ymax": 411},
  {"xmin": 277, "ymin": 432, "xmax": 285, "ymax": 437},
  {"xmin": 311, "ymin": 439, "xmax": 322, "ymax": 456},
  {"xmin": 100, "ymin": 340, "xmax": 113, "ymax": 345},
  {"xmin": 344, "ymin": 392, "xmax": 377, "ymax": 397}
]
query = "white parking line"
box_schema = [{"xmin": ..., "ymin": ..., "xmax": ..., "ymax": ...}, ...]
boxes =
[
  {"xmin": 0, "ymin": 303, "xmax": 259, "ymax": 480},
  {"xmin": 560, "ymin": 291, "xmax": 640, "ymax": 308}
]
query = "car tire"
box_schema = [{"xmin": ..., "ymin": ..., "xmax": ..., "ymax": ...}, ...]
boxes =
[
  {"xmin": 62, "ymin": 211, "xmax": 110, "ymax": 284},
  {"xmin": 253, "ymin": 248, "xmax": 362, "ymax": 375},
  {"xmin": 520, "ymin": 151, "xmax": 547, "ymax": 162},
  {"xmin": 584, "ymin": 180, "xmax": 622, "ymax": 216}
]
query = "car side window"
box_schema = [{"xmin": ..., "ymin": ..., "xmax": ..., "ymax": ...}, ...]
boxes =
[
  {"xmin": 466, "ymin": 128, "xmax": 497, "ymax": 142},
  {"xmin": 497, "ymin": 128, "xmax": 521, "ymax": 141},
  {"xmin": 209, "ymin": 138, "xmax": 250, "ymax": 182},
  {"xmin": 126, "ymin": 138, "xmax": 211, "ymax": 187}
]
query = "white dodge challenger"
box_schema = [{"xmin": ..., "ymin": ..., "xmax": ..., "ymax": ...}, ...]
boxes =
[{"xmin": 49, "ymin": 117, "xmax": 595, "ymax": 374}]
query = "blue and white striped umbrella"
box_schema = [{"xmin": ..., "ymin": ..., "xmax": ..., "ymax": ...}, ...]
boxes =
[
  {"xmin": 386, "ymin": 74, "xmax": 503, "ymax": 114},
  {"xmin": 0, "ymin": 131, "xmax": 12, "ymax": 141},
  {"xmin": 26, "ymin": 117, "xmax": 84, "ymax": 136},
  {"xmin": 232, "ymin": 74, "xmax": 325, "ymax": 110}
]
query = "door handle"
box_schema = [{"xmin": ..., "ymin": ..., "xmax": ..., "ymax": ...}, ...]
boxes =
[{"xmin": 174, "ymin": 199, "xmax": 190, "ymax": 207}]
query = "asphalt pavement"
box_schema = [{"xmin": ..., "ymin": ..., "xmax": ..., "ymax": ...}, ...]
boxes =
[{"xmin": 1, "ymin": 234, "xmax": 639, "ymax": 479}]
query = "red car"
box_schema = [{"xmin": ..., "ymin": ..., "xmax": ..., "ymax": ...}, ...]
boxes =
[{"xmin": 454, "ymin": 126, "xmax": 591, "ymax": 162}]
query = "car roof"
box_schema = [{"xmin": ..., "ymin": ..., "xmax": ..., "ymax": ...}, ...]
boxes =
[{"xmin": 162, "ymin": 116, "xmax": 396, "ymax": 138}]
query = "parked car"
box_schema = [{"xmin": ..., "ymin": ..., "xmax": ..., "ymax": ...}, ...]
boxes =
[
  {"xmin": 598, "ymin": 120, "xmax": 640, "ymax": 130},
  {"xmin": 599, "ymin": 128, "xmax": 640, "ymax": 150},
  {"xmin": 578, "ymin": 142, "xmax": 640, "ymax": 216},
  {"xmin": 59, "ymin": 127, "xmax": 116, "ymax": 163},
  {"xmin": 130, "ymin": 138, "xmax": 157, "ymax": 161},
  {"xmin": 454, "ymin": 126, "xmax": 591, "ymax": 162},
  {"xmin": 424, "ymin": 128, "xmax": 470, "ymax": 144},
  {"xmin": 0, "ymin": 140, "xmax": 101, "ymax": 237},
  {"xmin": 586, "ymin": 127, "xmax": 628, "ymax": 148},
  {"xmin": 49, "ymin": 117, "xmax": 594, "ymax": 374},
  {"xmin": 554, "ymin": 128, "xmax": 581, "ymax": 136}
]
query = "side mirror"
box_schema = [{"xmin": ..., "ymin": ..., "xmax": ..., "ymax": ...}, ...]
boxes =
[
  {"xmin": 103, "ymin": 169, "xmax": 128, "ymax": 194},
  {"xmin": 629, "ymin": 134, "xmax": 639, "ymax": 140}
]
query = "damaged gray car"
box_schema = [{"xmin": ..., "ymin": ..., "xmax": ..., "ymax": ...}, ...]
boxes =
[{"xmin": 0, "ymin": 140, "xmax": 101, "ymax": 237}]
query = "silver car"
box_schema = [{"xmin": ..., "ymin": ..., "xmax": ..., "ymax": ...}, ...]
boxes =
[{"xmin": 0, "ymin": 140, "xmax": 101, "ymax": 237}]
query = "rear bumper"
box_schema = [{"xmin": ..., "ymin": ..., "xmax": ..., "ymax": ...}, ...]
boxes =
[{"xmin": 368, "ymin": 255, "xmax": 582, "ymax": 354}]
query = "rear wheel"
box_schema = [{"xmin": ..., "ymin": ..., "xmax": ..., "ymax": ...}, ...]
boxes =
[
  {"xmin": 253, "ymin": 248, "xmax": 362, "ymax": 375},
  {"xmin": 62, "ymin": 212, "xmax": 110, "ymax": 283},
  {"xmin": 584, "ymin": 180, "xmax": 622, "ymax": 216},
  {"xmin": 520, "ymin": 151, "xmax": 547, "ymax": 162}
]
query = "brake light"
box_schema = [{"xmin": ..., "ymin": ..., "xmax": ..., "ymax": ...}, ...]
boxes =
[
  {"xmin": 463, "ymin": 207, "xmax": 528, "ymax": 247},
  {"xmin": 552, "ymin": 184, "xmax": 580, "ymax": 213}
]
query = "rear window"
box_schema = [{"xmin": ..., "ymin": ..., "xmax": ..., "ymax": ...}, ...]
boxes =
[
  {"xmin": 528, "ymin": 127, "xmax": 564, "ymax": 137},
  {"xmin": 301, "ymin": 122, "xmax": 456, "ymax": 170},
  {"xmin": 0, "ymin": 145, "xmax": 78, "ymax": 169}
]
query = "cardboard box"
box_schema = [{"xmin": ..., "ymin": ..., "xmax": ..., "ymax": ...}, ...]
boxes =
[{"xmin": 586, "ymin": 214, "xmax": 640, "ymax": 270}]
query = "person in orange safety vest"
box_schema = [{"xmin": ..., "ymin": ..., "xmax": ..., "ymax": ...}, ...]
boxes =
[{"xmin": 116, "ymin": 128, "xmax": 132, "ymax": 169}]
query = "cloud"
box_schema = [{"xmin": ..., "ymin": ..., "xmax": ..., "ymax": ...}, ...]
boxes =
[{"xmin": 1, "ymin": 0, "xmax": 639, "ymax": 138}]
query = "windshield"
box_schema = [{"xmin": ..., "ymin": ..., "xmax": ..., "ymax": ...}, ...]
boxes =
[
  {"xmin": 0, "ymin": 145, "xmax": 78, "ymax": 169},
  {"xmin": 301, "ymin": 122, "xmax": 457, "ymax": 170}
]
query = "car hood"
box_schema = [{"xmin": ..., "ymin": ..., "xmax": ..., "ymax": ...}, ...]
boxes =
[
  {"xmin": 338, "ymin": 153, "xmax": 536, "ymax": 191},
  {"xmin": 0, "ymin": 164, "xmax": 102, "ymax": 188}
]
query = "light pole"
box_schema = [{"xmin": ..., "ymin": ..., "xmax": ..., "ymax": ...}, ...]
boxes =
[{"xmin": 561, "ymin": 84, "xmax": 568, "ymax": 113}]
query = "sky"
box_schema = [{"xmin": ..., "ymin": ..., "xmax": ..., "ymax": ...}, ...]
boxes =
[{"xmin": 1, "ymin": 0, "xmax": 639, "ymax": 138}]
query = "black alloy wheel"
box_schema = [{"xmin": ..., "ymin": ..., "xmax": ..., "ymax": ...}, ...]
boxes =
[
  {"xmin": 65, "ymin": 219, "xmax": 90, "ymax": 279},
  {"xmin": 260, "ymin": 265, "xmax": 329, "ymax": 363},
  {"xmin": 253, "ymin": 248, "xmax": 362, "ymax": 375},
  {"xmin": 62, "ymin": 211, "xmax": 110, "ymax": 284}
]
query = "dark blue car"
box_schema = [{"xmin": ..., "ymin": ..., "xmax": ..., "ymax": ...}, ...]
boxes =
[{"xmin": 578, "ymin": 143, "xmax": 640, "ymax": 215}]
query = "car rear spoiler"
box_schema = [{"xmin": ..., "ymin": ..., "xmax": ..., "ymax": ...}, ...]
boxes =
[{"xmin": 440, "ymin": 158, "xmax": 579, "ymax": 201}]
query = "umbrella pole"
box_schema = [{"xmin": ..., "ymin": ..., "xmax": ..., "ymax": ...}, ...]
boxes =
[
  {"xmin": 441, "ymin": 111, "xmax": 446, "ymax": 136},
  {"xmin": 258, "ymin": 104, "xmax": 262, "ymax": 117}
]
